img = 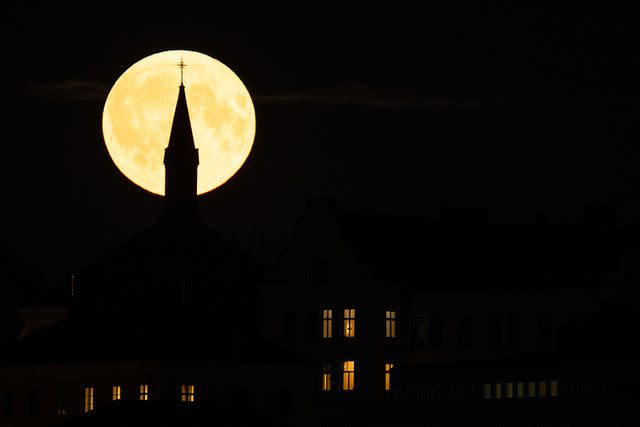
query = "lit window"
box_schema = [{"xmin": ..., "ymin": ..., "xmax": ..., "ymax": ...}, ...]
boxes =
[
  {"xmin": 550, "ymin": 380, "xmax": 558, "ymax": 397},
  {"xmin": 385, "ymin": 363, "xmax": 393, "ymax": 391},
  {"xmin": 322, "ymin": 309, "xmax": 332, "ymax": 338},
  {"xmin": 517, "ymin": 382, "xmax": 525, "ymax": 398},
  {"xmin": 139, "ymin": 385, "xmax": 149, "ymax": 401},
  {"xmin": 84, "ymin": 387, "xmax": 94, "ymax": 413},
  {"xmin": 344, "ymin": 309, "xmax": 355, "ymax": 338},
  {"xmin": 56, "ymin": 398, "xmax": 66, "ymax": 416},
  {"xmin": 495, "ymin": 383, "xmax": 502, "ymax": 399},
  {"xmin": 322, "ymin": 363, "xmax": 331, "ymax": 391},
  {"xmin": 342, "ymin": 361, "xmax": 355, "ymax": 391},
  {"xmin": 528, "ymin": 381, "xmax": 536, "ymax": 397},
  {"xmin": 539, "ymin": 381, "xmax": 547, "ymax": 397},
  {"xmin": 483, "ymin": 383, "xmax": 492, "ymax": 399},
  {"xmin": 506, "ymin": 382, "xmax": 513, "ymax": 398},
  {"xmin": 112, "ymin": 386, "xmax": 121, "ymax": 401},
  {"xmin": 385, "ymin": 311, "xmax": 396, "ymax": 338},
  {"xmin": 181, "ymin": 385, "xmax": 195, "ymax": 402}
]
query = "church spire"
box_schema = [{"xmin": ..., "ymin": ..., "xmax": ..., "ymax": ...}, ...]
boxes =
[{"xmin": 163, "ymin": 59, "xmax": 199, "ymax": 222}]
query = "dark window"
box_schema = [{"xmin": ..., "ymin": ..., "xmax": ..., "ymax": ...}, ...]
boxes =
[
  {"xmin": 537, "ymin": 315, "xmax": 553, "ymax": 348},
  {"xmin": 428, "ymin": 317, "xmax": 443, "ymax": 348},
  {"xmin": 2, "ymin": 392, "xmax": 12, "ymax": 416},
  {"xmin": 283, "ymin": 311, "xmax": 296, "ymax": 339},
  {"xmin": 459, "ymin": 316, "xmax": 473, "ymax": 349},
  {"xmin": 488, "ymin": 314, "xmax": 502, "ymax": 349},
  {"xmin": 280, "ymin": 388, "xmax": 293, "ymax": 415},
  {"xmin": 28, "ymin": 391, "xmax": 38, "ymax": 416},
  {"xmin": 412, "ymin": 316, "xmax": 425, "ymax": 349},
  {"xmin": 321, "ymin": 362, "xmax": 332, "ymax": 391},
  {"xmin": 304, "ymin": 311, "xmax": 316, "ymax": 343},
  {"xmin": 311, "ymin": 260, "xmax": 328, "ymax": 285},
  {"xmin": 322, "ymin": 309, "xmax": 332, "ymax": 338},
  {"xmin": 506, "ymin": 313, "xmax": 520, "ymax": 348},
  {"xmin": 231, "ymin": 387, "xmax": 248, "ymax": 409}
]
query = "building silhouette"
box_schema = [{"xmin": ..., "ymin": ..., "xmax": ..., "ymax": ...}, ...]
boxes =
[{"xmin": 1, "ymin": 77, "xmax": 640, "ymax": 426}]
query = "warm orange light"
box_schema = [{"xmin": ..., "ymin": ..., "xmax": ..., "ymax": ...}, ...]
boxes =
[
  {"xmin": 344, "ymin": 309, "xmax": 355, "ymax": 338},
  {"xmin": 322, "ymin": 363, "xmax": 332, "ymax": 391},
  {"xmin": 343, "ymin": 361, "xmax": 355, "ymax": 391},
  {"xmin": 84, "ymin": 387, "xmax": 94, "ymax": 412},
  {"xmin": 102, "ymin": 50, "xmax": 256, "ymax": 195},
  {"xmin": 139, "ymin": 384, "xmax": 149, "ymax": 401},
  {"xmin": 385, "ymin": 363, "xmax": 393, "ymax": 391}
]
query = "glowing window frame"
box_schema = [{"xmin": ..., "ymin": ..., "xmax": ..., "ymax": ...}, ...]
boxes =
[
  {"xmin": 321, "ymin": 362, "xmax": 332, "ymax": 391},
  {"xmin": 181, "ymin": 384, "xmax": 195, "ymax": 402},
  {"xmin": 139, "ymin": 384, "xmax": 149, "ymax": 401},
  {"xmin": 342, "ymin": 361, "xmax": 355, "ymax": 391},
  {"xmin": 322, "ymin": 309, "xmax": 332, "ymax": 338},
  {"xmin": 344, "ymin": 309, "xmax": 355, "ymax": 338},
  {"xmin": 385, "ymin": 363, "xmax": 394, "ymax": 391},
  {"xmin": 83, "ymin": 387, "xmax": 94, "ymax": 413},
  {"xmin": 385, "ymin": 310, "xmax": 396, "ymax": 338}
]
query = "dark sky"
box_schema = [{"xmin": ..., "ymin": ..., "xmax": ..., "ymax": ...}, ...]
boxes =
[{"xmin": 1, "ymin": 6, "xmax": 639, "ymax": 288}]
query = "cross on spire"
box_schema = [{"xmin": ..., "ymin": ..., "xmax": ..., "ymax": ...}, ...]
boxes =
[{"xmin": 178, "ymin": 57, "xmax": 187, "ymax": 86}]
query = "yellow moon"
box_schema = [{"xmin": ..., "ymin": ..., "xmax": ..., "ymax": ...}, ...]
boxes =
[{"xmin": 102, "ymin": 50, "xmax": 256, "ymax": 195}]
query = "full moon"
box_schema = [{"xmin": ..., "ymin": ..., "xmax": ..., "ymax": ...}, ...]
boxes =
[{"xmin": 102, "ymin": 50, "xmax": 256, "ymax": 195}]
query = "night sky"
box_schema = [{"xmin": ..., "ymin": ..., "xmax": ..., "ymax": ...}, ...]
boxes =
[{"xmin": 1, "ymin": 6, "xmax": 638, "ymax": 295}]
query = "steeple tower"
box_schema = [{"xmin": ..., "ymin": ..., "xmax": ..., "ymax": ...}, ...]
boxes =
[{"xmin": 163, "ymin": 58, "xmax": 199, "ymax": 221}]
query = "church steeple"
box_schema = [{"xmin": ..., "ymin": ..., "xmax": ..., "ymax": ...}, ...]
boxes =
[{"xmin": 163, "ymin": 59, "xmax": 199, "ymax": 221}]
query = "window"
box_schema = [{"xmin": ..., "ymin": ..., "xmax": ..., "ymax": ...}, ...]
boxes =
[
  {"xmin": 506, "ymin": 382, "xmax": 513, "ymax": 398},
  {"xmin": 322, "ymin": 363, "xmax": 331, "ymax": 391},
  {"xmin": 112, "ymin": 386, "xmax": 121, "ymax": 401},
  {"xmin": 539, "ymin": 381, "xmax": 547, "ymax": 397},
  {"xmin": 537, "ymin": 315, "xmax": 553, "ymax": 348},
  {"xmin": 385, "ymin": 311, "xmax": 396, "ymax": 338},
  {"xmin": 483, "ymin": 383, "xmax": 492, "ymax": 399},
  {"xmin": 412, "ymin": 317, "xmax": 425, "ymax": 348},
  {"xmin": 484, "ymin": 379, "xmax": 558, "ymax": 401},
  {"xmin": 506, "ymin": 313, "xmax": 520, "ymax": 348},
  {"xmin": 428, "ymin": 317, "xmax": 443, "ymax": 348},
  {"xmin": 459, "ymin": 316, "xmax": 473, "ymax": 349},
  {"xmin": 517, "ymin": 382, "xmax": 525, "ymax": 398},
  {"xmin": 344, "ymin": 309, "xmax": 355, "ymax": 338},
  {"xmin": 283, "ymin": 311, "xmax": 296, "ymax": 339},
  {"xmin": 488, "ymin": 315, "xmax": 503, "ymax": 349},
  {"xmin": 342, "ymin": 361, "xmax": 355, "ymax": 391},
  {"xmin": 322, "ymin": 309, "xmax": 332, "ymax": 338},
  {"xmin": 304, "ymin": 312, "xmax": 316, "ymax": 343},
  {"xmin": 181, "ymin": 385, "xmax": 195, "ymax": 402},
  {"xmin": 57, "ymin": 398, "xmax": 66, "ymax": 416},
  {"xmin": 2, "ymin": 392, "xmax": 12, "ymax": 416},
  {"xmin": 139, "ymin": 385, "xmax": 149, "ymax": 401},
  {"xmin": 84, "ymin": 387, "xmax": 94, "ymax": 413},
  {"xmin": 28, "ymin": 391, "xmax": 38, "ymax": 416},
  {"xmin": 385, "ymin": 363, "xmax": 393, "ymax": 391}
]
